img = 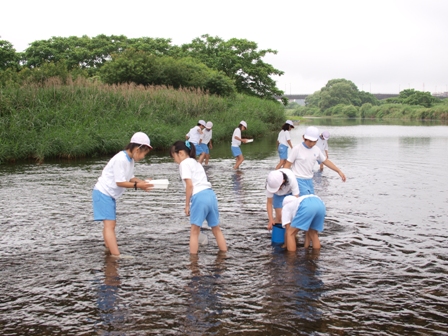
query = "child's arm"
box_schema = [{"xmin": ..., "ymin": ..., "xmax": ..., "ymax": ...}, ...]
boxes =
[
  {"xmin": 117, "ymin": 178, "xmax": 152, "ymax": 191},
  {"xmin": 234, "ymin": 135, "xmax": 247, "ymax": 143},
  {"xmin": 266, "ymin": 197, "xmax": 275, "ymax": 230},
  {"xmin": 287, "ymin": 140, "xmax": 293, "ymax": 149},
  {"xmin": 184, "ymin": 178, "xmax": 193, "ymax": 216},
  {"xmin": 323, "ymin": 159, "xmax": 346, "ymax": 182}
]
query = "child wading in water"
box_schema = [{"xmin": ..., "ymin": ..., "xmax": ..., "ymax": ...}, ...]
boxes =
[
  {"xmin": 231, "ymin": 120, "xmax": 248, "ymax": 170},
  {"xmin": 92, "ymin": 132, "xmax": 153, "ymax": 257},
  {"xmin": 170, "ymin": 140, "xmax": 227, "ymax": 254},
  {"xmin": 275, "ymin": 120, "xmax": 295, "ymax": 169}
]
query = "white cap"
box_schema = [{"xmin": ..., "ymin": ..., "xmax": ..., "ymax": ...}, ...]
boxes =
[
  {"xmin": 130, "ymin": 132, "xmax": 152, "ymax": 148},
  {"xmin": 304, "ymin": 126, "xmax": 319, "ymax": 141},
  {"xmin": 321, "ymin": 130, "xmax": 330, "ymax": 140},
  {"xmin": 266, "ymin": 171, "xmax": 284, "ymax": 193},
  {"xmin": 240, "ymin": 120, "xmax": 247, "ymax": 128},
  {"xmin": 206, "ymin": 121, "xmax": 213, "ymax": 129},
  {"xmin": 286, "ymin": 120, "xmax": 294, "ymax": 127},
  {"xmin": 198, "ymin": 120, "xmax": 206, "ymax": 127}
]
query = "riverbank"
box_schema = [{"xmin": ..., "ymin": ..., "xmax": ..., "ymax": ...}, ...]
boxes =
[{"xmin": 0, "ymin": 78, "xmax": 285, "ymax": 163}]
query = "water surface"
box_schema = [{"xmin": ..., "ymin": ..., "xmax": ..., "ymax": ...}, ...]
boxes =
[{"xmin": 1, "ymin": 120, "xmax": 447, "ymax": 335}]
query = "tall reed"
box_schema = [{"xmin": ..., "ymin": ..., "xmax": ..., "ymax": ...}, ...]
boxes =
[{"xmin": 0, "ymin": 77, "xmax": 285, "ymax": 163}]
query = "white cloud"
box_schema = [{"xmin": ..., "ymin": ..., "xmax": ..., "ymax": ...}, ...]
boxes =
[{"xmin": 1, "ymin": 0, "xmax": 447, "ymax": 94}]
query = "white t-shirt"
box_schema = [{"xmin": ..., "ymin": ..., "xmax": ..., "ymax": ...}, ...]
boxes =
[
  {"xmin": 266, "ymin": 168, "xmax": 300, "ymax": 198},
  {"xmin": 287, "ymin": 143, "xmax": 327, "ymax": 179},
  {"xmin": 186, "ymin": 126, "xmax": 202, "ymax": 144},
  {"xmin": 316, "ymin": 138, "xmax": 328, "ymax": 155},
  {"xmin": 277, "ymin": 130, "xmax": 291, "ymax": 146},
  {"xmin": 282, "ymin": 194, "xmax": 322, "ymax": 226},
  {"xmin": 95, "ymin": 151, "xmax": 135, "ymax": 199},
  {"xmin": 201, "ymin": 129, "xmax": 213, "ymax": 145},
  {"xmin": 231, "ymin": 127, "xmax": 241, "ymax": 147},
  {"xmin": 179, "ymin": 158, "xmax": 212, "ymax": 195}
]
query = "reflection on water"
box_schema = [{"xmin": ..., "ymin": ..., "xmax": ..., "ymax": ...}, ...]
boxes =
[
  {"xmin": 95, "ymin": 256, "xmax": 123, "ymax": 333},
  {"xmin": 182, "ymin": 253, "xmax": 226, "ymax": 334},
  {"xmin": 1, "ymin": 121, "xmax": 448, "ymax": 335}
]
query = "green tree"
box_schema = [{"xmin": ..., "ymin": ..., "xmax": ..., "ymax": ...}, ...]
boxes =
[
  {"xmin": 319, "ymin": 79, "xmax": 361, "ymax": 110},
  {"xmin": 178, "ymin": 35, "xmax": 284, "ymax": 101},
  {"xmin": 304, "ymin": 90, "xmax": 322, "ymax": 107},
  {"xmin": 100, "ymin": 49, "xmax": 235, "ymax": 96},
  {"xmin": 358, "ymin": 90, "xmax": 379, "ymax": 105},
  {"xmin": 0, "ymin": 39, "xmax": 20, "ymax": 70},
  {"xmin": 22, "ymin": 35, "xmax": 173, "ymax": 74},
  {"xmin": 399, "ymin": 89, "xmax": 439, "ymax": 108}
]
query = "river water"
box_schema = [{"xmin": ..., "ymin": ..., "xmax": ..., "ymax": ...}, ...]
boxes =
[{"xmin": 1, "ymin": 120, "xmax": 447, "ymax": 335}]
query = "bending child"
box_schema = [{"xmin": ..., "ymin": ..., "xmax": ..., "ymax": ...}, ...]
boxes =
[
  {"xmin": 92, "ymin": 132, "xmax": 153, "ymax": 257},
  {"xmin": 170, "ymin": 140, "xmax": 227, "ymax": 254},
  {"xmin": 281, "ymin": 195, "xmax": 326, "ymax": 251},
  {"xmin": 265, "ymin": 169, "xmax": 299, "ymax": 231}
]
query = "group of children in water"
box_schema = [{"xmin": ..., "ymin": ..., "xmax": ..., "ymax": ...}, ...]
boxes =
[
  {"xmin": 92, "ymin": 120, "xmax": 345, "ymax": 257},
  {"xmin": 268, "ymin": 121, "xmax": 345, "ymax": 251}
]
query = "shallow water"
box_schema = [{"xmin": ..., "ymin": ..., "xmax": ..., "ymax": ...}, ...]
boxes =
[{"xmin": 1, "ymin": 121, "xmax": 447, "ymax": 335}]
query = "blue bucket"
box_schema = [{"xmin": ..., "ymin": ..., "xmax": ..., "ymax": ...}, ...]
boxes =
[{"xmin": 271, "ymin": 224, "xmax": 285, "ymax": 244}]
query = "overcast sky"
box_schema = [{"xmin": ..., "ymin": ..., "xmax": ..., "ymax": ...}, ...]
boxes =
[{"xmin": 2, "ymin": 0, "xmax": 447, "ymax": 94}]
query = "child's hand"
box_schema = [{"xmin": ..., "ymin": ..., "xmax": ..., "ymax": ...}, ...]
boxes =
[
  {"xmin": 267, "ymin": 220, "xmax": 275, "ymax": 231},
  {"xmin": 184, "ymin": 205, "xmax": 190, "ymax": 216},
  {"xmin": 143, "ymin": 179, "xmax": 154, "ymax": 191}
]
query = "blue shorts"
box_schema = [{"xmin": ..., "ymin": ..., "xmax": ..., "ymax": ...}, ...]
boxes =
[
  {"xmin": 278, "ymin": 144, "xmax": 288, "ymax": 160},
  {"xmin": 92, "ymin": 189, "xmax": 116, "ymax": 221},
  {"xmin": 190, "ymin": 189, "xmax": 220, "ymax": 227},
  {"xmin": 273, "ymin": 193, "xmax": 292, "ymax": 209},
  {"xmin": 291, "ymin": 197, "xmax": 326, "ymax": 232},
  {"xmin": 193, "ymin": 143, "xmax": 203, "ymax": 156},
  {"xmin": 231, "ymin": 146, "xmax": 242, "ymax": 157},
  {"xmin": 297, "ymin": 178, "xmax": 315, "ymax": 195},
  {"xmin": 200, "ymin": 143, "xmax": 209, "ymax": 155}
]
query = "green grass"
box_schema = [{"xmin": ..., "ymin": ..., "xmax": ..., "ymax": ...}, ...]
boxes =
[{"xmin": 0, "ymin": 77, "xmax": 286, "ymax": 163}]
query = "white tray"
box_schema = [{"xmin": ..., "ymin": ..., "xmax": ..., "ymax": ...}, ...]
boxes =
[
  {"xmin": 245, "ymin": 139, "xmax": 254, "ymax": 143},
  {"xmin": 146, "ymin": 179, "xmax": 170, "ymax": 189}
]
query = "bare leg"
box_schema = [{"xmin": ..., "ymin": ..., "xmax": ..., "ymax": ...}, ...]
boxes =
[
  {"xmin": 103, "ymin": 220, "xmax": 119, "ymax": 256},
  {"xmin": 319, "ymin": 163, "xmax": 324, "ymax": 171},
  {"xmin": 205, "ymin": 154, "xmax": 210, "ymax": 165},
  {"xmin": 308, "ymin": 229, "xmax": 321, "ymax": 249},
  {"xmin": 190, "ymin": 225, "xmax": 201, "ymax": 254},
  {"xmin": 211, "ymin": 226, "xmax": 227, "ymax": 252},
  {"xmin": 198, "ymin": 152, "xmax": 206, "ymax": 164},
  {"xmin": 275, "ymin": 159, "xmax": 286, "ymax": 170},
  {"xmin": 233, "ymin": 154, "xmax": 244, "ymax": 170},
  {"xmin": 285, "ymin": 224, "xmax": 299, "ymax": 251},
  {"xmin": 304, "ymin": 231, "xmax": 311, "ymax": 248}
]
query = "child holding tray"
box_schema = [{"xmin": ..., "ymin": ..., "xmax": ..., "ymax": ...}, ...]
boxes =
[{"xmin": 92, "ymin": 132, "xmax": 154, "ymax": 257}]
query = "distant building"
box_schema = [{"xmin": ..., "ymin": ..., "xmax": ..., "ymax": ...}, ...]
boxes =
[{"xmin": 433, "ymin": 92, "xmax": 448, "ymax": 98}]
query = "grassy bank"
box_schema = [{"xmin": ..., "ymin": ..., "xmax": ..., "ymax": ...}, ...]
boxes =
[{"xmin": 0, "ymin": 78, "xmax": 285, "ymax": 163}]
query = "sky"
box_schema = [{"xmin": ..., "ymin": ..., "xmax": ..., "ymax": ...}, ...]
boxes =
[{"xmin": 1, "ymin": 0, "xmax": 447, "ymax": 94}]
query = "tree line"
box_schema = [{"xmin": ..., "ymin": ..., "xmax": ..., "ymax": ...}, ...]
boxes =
[
  {"xmin": 290, "ymin": 79, "xmax": 447, "ymax": 120},
  {"xmin": 0, "ymin": 34, "xmax": 285, "ymax": 102}
]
